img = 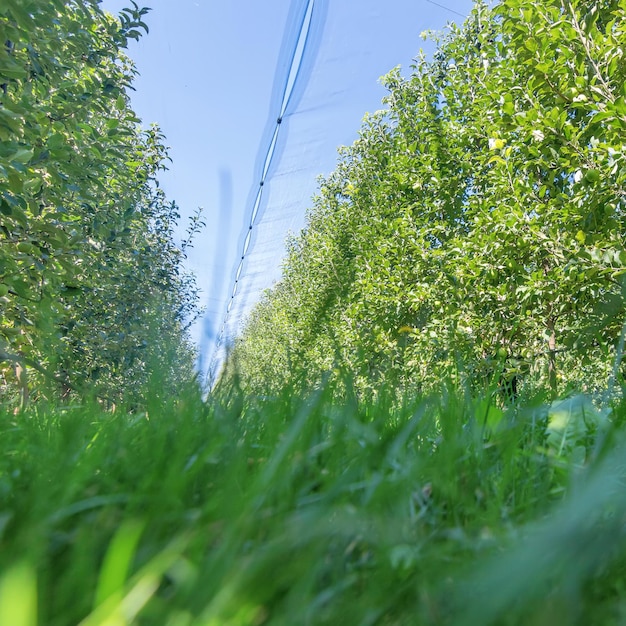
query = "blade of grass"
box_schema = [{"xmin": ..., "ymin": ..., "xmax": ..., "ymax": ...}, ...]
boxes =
[
  {"xmin": 79, "ymin": 533, "xmax": 190, "ymax": 626},
  {"xmin": 94, "ymin": 519, "xmax": 146, "ymax": 608},
  {"xmin": 0, "ymin": 561, "xmax": 37, "ymax": 626}
]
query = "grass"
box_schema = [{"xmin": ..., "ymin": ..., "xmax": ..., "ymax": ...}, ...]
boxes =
[{"xmin": 1, "ymin": 378, "xmax": 626, "ymax": 625}]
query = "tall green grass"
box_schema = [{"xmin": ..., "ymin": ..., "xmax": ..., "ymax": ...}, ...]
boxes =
[{"xmin": 1, "ymin": 378, "xmax": 625, "ymax": 625}]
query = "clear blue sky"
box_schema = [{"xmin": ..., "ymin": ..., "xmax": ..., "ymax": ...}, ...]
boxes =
[{"xmin": 99, "ymin": 0, "xmax": 475, "ymax": 377}]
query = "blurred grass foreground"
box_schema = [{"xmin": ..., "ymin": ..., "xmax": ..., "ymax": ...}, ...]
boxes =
[{"xmin": 2, "ymin": 378, "xmax": 626, "ymax": 625}]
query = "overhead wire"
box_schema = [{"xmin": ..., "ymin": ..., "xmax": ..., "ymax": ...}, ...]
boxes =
[{"xmin": 424, "ymin": 0, "xmax": 467, "ymax": 18}]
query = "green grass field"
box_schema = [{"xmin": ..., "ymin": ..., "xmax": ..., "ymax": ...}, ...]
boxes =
[{"xmin": 2, "ymin": 377, "xmax": 626, "ymax": 625}]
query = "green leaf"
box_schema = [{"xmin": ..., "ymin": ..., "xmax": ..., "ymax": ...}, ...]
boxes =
[
  {"xmin": 47, "ymin": 134, "xmax": 66, "ymax": 150},
  {"xmin": 11, "ymin": 147, "xmax": 34, "ymax": 164}
]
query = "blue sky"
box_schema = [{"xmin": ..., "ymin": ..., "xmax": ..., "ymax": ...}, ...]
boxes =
[{"xmin": 99, "ymin": 0, "xmax": 475, "ymax": 377}]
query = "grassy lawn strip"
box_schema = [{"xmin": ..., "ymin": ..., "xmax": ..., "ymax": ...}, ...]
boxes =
[{"xmin": 1, "ymin": 382, "xmax": 625, "ymax": 625}]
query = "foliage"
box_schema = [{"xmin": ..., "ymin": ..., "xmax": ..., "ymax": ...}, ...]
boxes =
[
  {"xmin": 231, "ymin": 0, "xmax": 626, "ymax": 399},
  {"xmin": 1, "ymin": 379, "xmax": 626, "ymax": 624},
  {"xmin": 3, "ymin": 3, "xmax": 626, "ymax": 624},
  {"xmin": 0, "ymin": 1, "xmax": 201, "ymax": 406}
]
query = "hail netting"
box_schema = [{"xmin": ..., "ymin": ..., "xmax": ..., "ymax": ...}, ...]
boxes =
[{"xmin": 202, "ymin": 0, "xmax": 475, "ymax": 383}]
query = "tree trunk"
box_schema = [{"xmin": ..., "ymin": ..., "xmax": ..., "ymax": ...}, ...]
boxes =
[
  {"xmin": 14, "ymin": 362, "xmax": 29, "ymax": 411},
  {"xmin": 546, "ymin": 317, "xmax": 557, "ymax": 397}
]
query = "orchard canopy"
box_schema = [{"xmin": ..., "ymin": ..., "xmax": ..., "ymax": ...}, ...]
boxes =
[
  {"xmin": 1, "ymin": 0, "xmax": 625, "ymax": 405},
  {"xmin": 230, "ymin": 0, "xmax": 626, "ymax": 398},
  {"xmin": 0, "ymin": 0, "xmax": 200, "ymax": 406}
]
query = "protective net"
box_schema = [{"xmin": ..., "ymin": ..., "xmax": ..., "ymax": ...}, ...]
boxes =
[{"xmin": 101, "ymin": 0, "xmax": 475, "ymax": 383}]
